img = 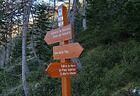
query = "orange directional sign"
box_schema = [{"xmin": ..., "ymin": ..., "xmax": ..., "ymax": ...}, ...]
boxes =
[
  {"xmin": 53, "ymin": 43, "xmax": 83, "ymax": 60},
  {"xmin": 44, "ymin": 24, "xmax": 72, "ymax": 45},
  {"xmin": 45, "ymin": 62, "xmax": 77, "ymax": 78}
]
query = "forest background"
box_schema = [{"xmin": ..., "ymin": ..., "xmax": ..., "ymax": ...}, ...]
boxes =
[{"xmin": 0, "ymin": 0, "xmax": 140, "ymax": 96}]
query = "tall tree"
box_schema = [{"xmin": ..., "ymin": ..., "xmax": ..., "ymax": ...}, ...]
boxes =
[
  {"xmin": 21, "ymin": 0, "xmax": 32, "ymax": 96},
  {"xmin": 0, "ymin": 0, "xmax": 15, "ymax": 67},
  {"xmin": 82, "ymin": 0, "xmax": 87, "ymax": 30}
]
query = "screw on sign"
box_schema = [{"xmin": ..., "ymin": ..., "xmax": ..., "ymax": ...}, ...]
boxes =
[
  {"xmin": 44, "ymin": 24, "xmax": 72, "ymax": 45},
  {"xmin": 53, "ymin": 43, "xmax": 84, "ymax": 60},
  {"xmin": 45, "ymin": 62, "xmax": 77, "ymax": 78}
]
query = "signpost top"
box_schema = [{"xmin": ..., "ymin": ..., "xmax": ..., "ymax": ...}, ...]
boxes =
[
  {"xmin": 56, "ymin": 4, "xmax": 68, "ymax": 17},
  {"xmin": 57, "ymin": 4, "xmax": 68, "ymax": 27}
]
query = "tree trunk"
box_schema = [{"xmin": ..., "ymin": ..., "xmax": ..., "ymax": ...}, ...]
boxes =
[
  {"xmin": 68, "ymin": 0, "xmax": 82, "ymax": 70},
  {"xmin": 52, "ymin": 0, "xmax": 56, "ymax": 29},
  {"xmin": 22, "ymin": 0, "xmax": 32, "ymax": 96},
  {"xmin": 30, "ymin": 31, "xmax": 41, "ymax": 64},
  {"xmin": 82, "ymin": 0, "xmax": 87, "ymax": 30},
  {"xmin": 0, "ymin": 46, "xmax": 5, "ymax": 68}
]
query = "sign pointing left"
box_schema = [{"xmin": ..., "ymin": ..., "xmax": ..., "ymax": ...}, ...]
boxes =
[
  {"xmin": 44, "ymin": 24, "xmax": 72, "ymax": 45},
  {"xmin": 45, "ymin": 62, "xmax": 77, "ymax": 78}
]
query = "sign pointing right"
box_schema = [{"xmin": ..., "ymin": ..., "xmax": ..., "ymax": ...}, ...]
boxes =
[{"xmin": 53, "ymin": 43, "xmax": 84, "ymax": 60}]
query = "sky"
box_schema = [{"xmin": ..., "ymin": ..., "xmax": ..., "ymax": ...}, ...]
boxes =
[
  {"xmin": 36, "ymin": 0, "xmax": 66, "ymax": 6},
  {"xmin": 36, "ymin": 0, "xmax": 83, "ymax": 6}
]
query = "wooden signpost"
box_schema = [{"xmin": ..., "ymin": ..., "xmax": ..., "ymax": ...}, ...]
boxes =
[{"xmin": 44, "ymin": 4, "xmax": 84, "ymax": 96}]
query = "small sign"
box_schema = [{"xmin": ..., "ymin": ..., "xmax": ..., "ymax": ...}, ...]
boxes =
[
  {"xmin": 53, "ymin": 43, "xmax": 84, "ymax": 60},
  {"xmin": 45, "ymin": 62, "xmax": 77, "ymax": 78},
  {"xmin": 58, "ymin": 16, "xmax": 63, "ymax": 22},
  {"xmin": 58, "ymin": 21, "xmax": 64, "ymax": 27},
  {"xmin": 58, "ymin": 8, "xmax": 62, "ymax": 16}
]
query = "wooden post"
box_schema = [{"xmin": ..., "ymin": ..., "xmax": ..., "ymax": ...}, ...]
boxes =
[
  {"xmin": 60, "ymin": 41, "xmax": 71, "ymax": 96},
  {"xmin": 58, "ymin": 5, "xmax": 71, "ymax": 96},
  {"xmin": 61, "ymin": 76, "xmax": 71, "ymax": 96},
  {"xmin": 45, "ymin": 4, "xmax": 83, "ymax": 96}
]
